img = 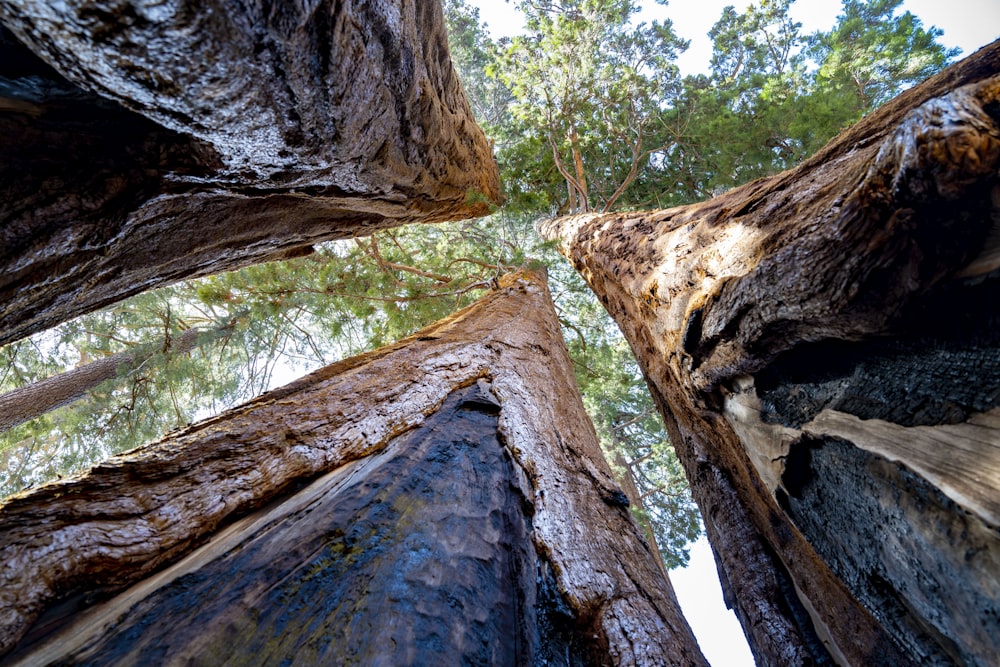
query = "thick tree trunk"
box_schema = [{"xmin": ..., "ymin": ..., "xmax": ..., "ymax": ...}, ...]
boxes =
[
  {"xmin": 0, "ymin": 0, "xmax": 500, "ymax": 347},
  {"xmin": 0, "ymin": 327, "xmax": 204, "ymax": 432},
  {"xmin": 540, "ymin": 42, "xmax": 1000, "ymax": 666},
  {"xmin": 0, "ymin": 271, "xmax": 706, "ymax": 666}
]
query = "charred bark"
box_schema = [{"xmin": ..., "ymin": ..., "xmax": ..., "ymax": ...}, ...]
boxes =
[
  {"xmin": 0, "ymin": 271, "xmax": 706, "ymax": 666},
  {"xmin": 0, "ymin": 1, "xmax": 500, "ymax": 347},
  {"xmin": 540, "ymin": 42, "xmax": 1000, "ymax": 666}
]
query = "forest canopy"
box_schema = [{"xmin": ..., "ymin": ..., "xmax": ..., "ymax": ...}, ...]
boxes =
[{"xmin": 0, "ymin": 0, "xmax": 959, "ymax": 568}]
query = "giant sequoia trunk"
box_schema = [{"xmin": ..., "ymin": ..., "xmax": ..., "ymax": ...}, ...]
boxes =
[
  {"xmin": 540, "ymin": 42, "xmax": 1000, "ymax": 666},
  {"xmin": 0, "ymin": 271, "xmax": 706, "ymax": 666},
  {"xmin": 0, "ymin": 0, "xmax": 500, "ymax": 347}
]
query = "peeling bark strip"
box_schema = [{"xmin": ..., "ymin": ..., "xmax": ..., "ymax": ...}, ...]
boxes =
[
  {"xmin": 0, "ymin": 1, "xmax": 500, "ymax": 346},
  {"xmin": 540, "ymin": 42, "xmax": 1000, "ymax": 666},
  {"xmin": 0, "ymin": 271, "xmax": 706, "ymax": 666}
]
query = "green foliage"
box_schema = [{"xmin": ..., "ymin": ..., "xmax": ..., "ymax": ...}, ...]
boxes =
[
  {"xmin": 806, "ymin": 0, "xmax": 959, "ymax": 134},
  {"xmin": 644, "ymin": 0, "xmax": 958, "ymax": 201},
  {"xmin": 495, "ymin": 0, "xmax": 687, "ymax": 213}
]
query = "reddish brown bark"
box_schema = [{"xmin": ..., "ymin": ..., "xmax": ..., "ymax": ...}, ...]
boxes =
[
  {"xmin": 541, "ymin": 42, "xmax": 1000, "ymax": 666},
  {"xmin": 0, "ymin": 271, "xmax": 706, "ymax": 666},
  {"xmin": 0, "ymin": 1, "xmax": 500, "ymax": 347}
]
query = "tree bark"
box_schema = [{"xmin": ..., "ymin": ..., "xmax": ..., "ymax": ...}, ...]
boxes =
[
  {"xmin": 0, "ymin": 0, "xmax": 500, "ymax": 347},
  {"xmin": 0, "ymin": 270, "xmax": 706, "ymax": 666},
  {"xmin": 0, "ymin": 327, "xmax": 204, "ymax": 432},
  {"xmin": 540, "ymin": 41, "xmax": 1000, "ymax": 666}
]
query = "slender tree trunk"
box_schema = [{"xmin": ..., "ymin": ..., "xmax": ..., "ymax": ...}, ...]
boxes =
[
  {"xmin": 541, "ymin": 42, "xmax": 1000, "ymax": 666},
  {"xmin": 550, "ymin": 129, "xmax": 586, "ymax": 214},
  {"xmin": 0, "ymin": 327, "xmax": 204, "ymax": 432},
  {"xmin": 0, "ymin": 271, "xmax": 706, "ymax": 666},
  {"xmin": 0, "ymin": 0, "xmax": 500, "ymax": 347},
  {"xmin": 613, "ymin": 450, "xmax": 669, "ymax": 576},
  {"xmin": 571, "ymin": 125, "xmax": 590, "ymax": 212}
]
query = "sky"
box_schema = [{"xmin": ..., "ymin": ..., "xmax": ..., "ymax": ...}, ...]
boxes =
[{"xmin": 460, "ymin": 1, "xmax": 998, "ymax": 665}]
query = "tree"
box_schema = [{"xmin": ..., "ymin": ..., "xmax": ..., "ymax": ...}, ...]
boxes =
[
  {"xmin": 496, "ymin": 0, "xmax": 686, "ymax": 213},
  {"xmin": 648, "ymin": 0, "xmax": 960, "ymax": 203},
  {"xmin": 540, "ymin": 42, "xmax": 1000, "ymax": 665},
  {"xmin": 0, "ymin": 329, "xmax": 193, "ymax": 435},
  {"xmin": 0, "ymin": 1, "xmax": 499, "ymax": 347},
  {"xmin": 808, "ymin": 0, "xmax": 960, "ymax": 125},
  {"xmin": 0, "ymin": 271, "xmax": 707, "ymax": 666}
]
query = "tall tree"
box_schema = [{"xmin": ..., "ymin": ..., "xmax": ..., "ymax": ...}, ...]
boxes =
[
  {"xmin": 541, "ymin": 42, "xmax": 1000, "ymax": 665},
  {"xmin": 0, "ymin": 271, "xmax": 707, "ymax": 666},
  {"xmin": 496, "ymin": 0, "xmax": 686, "ymax": 213},
  {"xmin": 808, "ymin": 0, "xmax": 960, "ymax": 126},
  {"xmin": 0, "ymin": 0, "xmax": 499, "ymax": 347}
]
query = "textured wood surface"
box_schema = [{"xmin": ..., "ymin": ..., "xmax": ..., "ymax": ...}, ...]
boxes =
[
  {"xmin": 541, "ymin": 41, "xmax": 1000, "ymax": 666},
  {"xmin": 0, "ymin": 1, "xmax": 500, "ymax": 346},
  {"xmin": 14, "ymin": 387, "xmax": 548, "ymax": 665},
  {"xmin": 0, "ymin": 271, "xmax": 706, "ymax": 666}
]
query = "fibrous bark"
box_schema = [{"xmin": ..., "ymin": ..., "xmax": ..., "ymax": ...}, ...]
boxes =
[
  {"xmin": 540, "ymin": 41, "xmax": 1000, "ymax": 666},
  {"xmin": 0, "ymin": 0, "xmax": 500, "ymax": 347},
  {"xmin": 0, "ymin": 271, "xmax": 706, "ymax": 666}
]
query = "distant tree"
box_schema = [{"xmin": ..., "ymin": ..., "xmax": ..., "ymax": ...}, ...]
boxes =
[
  {"xmin": 443, "ymin": 0, "xmax": 513, "ymax": 130},
  {"xmin": 806, "ymin": 0, "xmax": 960, "ymax": 141},
  {"xmin": 0, "ymin": 326, "xmax": 207, "ymax": 433},
  {"xmin": 496, "ymin": 0, "xmax": 687, "ymax": 213},
  {"xmin": 652, "ymin": 0, "xmax": 959, "ymax": 200}
]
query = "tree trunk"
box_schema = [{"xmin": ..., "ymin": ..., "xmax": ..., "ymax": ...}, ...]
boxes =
[
  {"xmin": 0, "ymin": 0, "xmax": 500, "ymax": 347},
  {"xmin": 540, "ymin": 41, "xmax": 1000, "ymax": 666},
  {"xmin": 0, "ymin": 270, "xmax": 706, "ymax": 666},
  {"xmin": 570, "ymin": 125, "xmax": 590, "ymax": 212},
  {"xmin": 0, "ymin": 327, "xmax": 205, "ymax": 433}
]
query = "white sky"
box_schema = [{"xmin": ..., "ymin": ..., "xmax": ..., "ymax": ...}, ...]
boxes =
[
  {"xmin": 669, "ymin": 534, "xmax": 755, "ymax": 665},
  {"xmin": 460, "ymin": 1, "xmax": 999, "ymax": 665}
]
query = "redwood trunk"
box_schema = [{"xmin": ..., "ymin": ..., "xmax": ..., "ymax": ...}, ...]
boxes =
[
  {"xmin": 0, "ymin": 0, "xmax": 500, "ymax": 347},
  {"xmin": 540, "ymin": 42, "xmax": 1000, "ymax": 666},
  {"xmin": 0, "ymin": 327, "xmax": 203, "ymax": 432},
  {"xmin": 0, "ymin": 271, "xmax": 706, "ymax": 666}
]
